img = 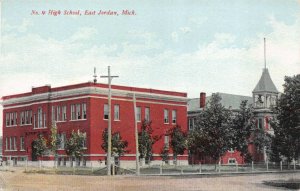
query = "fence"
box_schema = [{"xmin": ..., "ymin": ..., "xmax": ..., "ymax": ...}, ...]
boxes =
[
  {"xmin": 138, "ymin": 161, "xmax": 300, "ymax": 175},
  {"xmin": 1, "ymin": 159, "xmax": 299, "ymax": 176}
]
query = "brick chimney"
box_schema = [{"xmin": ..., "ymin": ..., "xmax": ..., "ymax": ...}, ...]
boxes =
[{"xmin": 200, "ymin": 92, "xmax": 206, "ymax": 108}]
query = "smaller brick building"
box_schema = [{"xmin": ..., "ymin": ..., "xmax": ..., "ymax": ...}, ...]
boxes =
[
  {"xmin": 188, "ymin": 92, "xmax": 253, "ymax": 165},
  {"xmin": 187, "ymin": 67, "xmax": 279, "ymax": 165},
  {"xmin": 2, "ymin": 82, "xmax": 188, "ymax": 167}
]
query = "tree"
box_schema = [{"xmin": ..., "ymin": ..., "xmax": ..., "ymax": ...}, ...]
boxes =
[
  {"xmin": 252, "ymin": 128, "xmax": 272, "ymax": 159},
  {"xmin": 160, "ymin": 145, "xmax": 169, "ymax": 164},
  {"xmin": 49, "ymin": 123, "xmax": 59, "ymax": 163},
  {"xmin": 190, "ymin": 93, "xmax": 233, "ymax": 165},
  {"xmin": 65, "ymin": 130, "xmax": 86, "ymax": 161},
  {"xmin": 270, "ymin": 74, "xmax": 300, "ymax": 163},
  {"xmin": 168, "ymin": 125, "xmax": 186, "ymax": 164},
  {"xmin": 231, "ymin": 100, "xmax": 256, "ymax": 162},
  {"xmin": 101, "ymin": 128, "xmax": 128, "ymax": 158},
  {"xmin": 32, "ymin": 134, "xmax": 48, "ymax": 160},
  {"xmin": 138, "ymin": 120, "xmax": 160, "ymax": 163}
]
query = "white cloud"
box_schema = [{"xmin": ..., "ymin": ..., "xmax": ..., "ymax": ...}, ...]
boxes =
[
  {"xmin": 213, "ymin": 33, "xmax": 236, "ymax": 45},
  {"xmin": 3, "ymin": 18, "xmax": 33, "ymax": 33},
  {"xmin": 1, "ymin": 14, "xmax": 300, "ymax": 136},
  {"xmin": 68, "ymin": 27, "xmax": 97, "ymax": 43}
]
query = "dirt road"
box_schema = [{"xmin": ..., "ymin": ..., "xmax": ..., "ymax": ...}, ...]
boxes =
[{"xmin": 0, "ymin": 169, "xmax": 299, "ymax": 191}]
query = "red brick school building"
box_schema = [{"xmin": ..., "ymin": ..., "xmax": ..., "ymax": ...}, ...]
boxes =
[{"xmin": 1, "ymin": 82, "xmax": 188, "ymax": 167}]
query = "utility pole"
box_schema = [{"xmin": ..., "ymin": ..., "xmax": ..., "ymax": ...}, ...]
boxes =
[
  {"xmin": 100, "ymin": 66, "xmax": 119, "ymax": 176},
  {"xmin": 133, "ymin": 93, "xmax": 140, "ymax": 175}
]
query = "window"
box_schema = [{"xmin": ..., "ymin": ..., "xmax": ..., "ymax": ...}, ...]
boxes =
[
  {"xmin": 20, "ymin": 137, "xmax": 25, "ymax": 151},
  {"xmin": 6, "ymin": 113, "xmax": 9, "ymax": 126},
  {"xmin": 5, "ymin": 137, "xmax": 8, "ymax": 150},
  {"xmin": 57, "ymin": 106, "xmax": 61, "ymax": 121},
  {"xmin": 62, "ymin": 106, "xmax": 67, "ymax": 121},
  {"xmin": 9, "ymin": 137, "xmax": 12, "ymax": 150},
  {"xmin": 76, "ymin": 104, "xmax": 81, "ymax": 119},
  {"xmin": 229, "ymin": 148, "xmax": 234, "ymax": 153},
  {"xmin": 25, "ymin": 111, "xmax": 29, "ymax": 124},
  {"xmin": 164, "ymin": 109, "xmax": 169, "ymax": 123},
  {"xmin": 26, "ymin": 111, "xmax": 31, "ymax": 124},
  {"xmin": 82, "ymin": 133, "xmax": 87, "ymax": 148},
  {"xmin": 20, "ymin": 110, "xmax": 32, "ymax": 125},
  {"xmin": 6, "ymin": 112, "xmax": 18, "ymax": 126},
  {"xmin": 114, "ymin": 105, "xmax": 120, "ymax": 120},
  {"xmin": 9, "ymin": 137, "xmax": 16, "ymax": 150},
  {"xmin": 172, "ymin": 110, "xmax": 177, "ymax": 124},
  {"xmin": 136, "ymin": 107, "xmax": 141, "ymax": 122},
  {"xmin": 30, "ymin": 111, "xmax": 32, "ymax": 124},
  {"xmin": 82, "ymin": 103, "xmax": 87, "ymax": 119},
  {"xmin": 71, "ymin": 104, "xmax": 76, "ymax": 120},
  {"xmin": 21, "ymin": 111, "xmax": 25, "ymax": 125},
  {"xmin": 38, "ymin": 107, "xmax": 43, "ymax": 128},
  {"xmin": 58, "ymin": 133, "xmax": 66, "ymax": 150},
  {"xmin": 52, "ymin": 106, "xmax": 56, "ymax": 122},
  {"xmin": 43, "ymin": 113, "xmax": 46, "ymax": 127},
  {"xmin": 14, "ymin": 112, "xmax": 17, "ymax": 125},
  {"xmin": 189, "ymin": 118, "xmax": 195, "ymax": 130},
  {"xmin": 145, "ymin": 107, "xmax": 150, "ymax": 122},
  {"xmin": 10, "ymin": 113, "xmax": 13, "ymax": 126},
  {"xmin": 258, "ymin": 118, "xmax": 263, "ymax": 129},
  {"xmin": 104, "ymin": 104, "xmax": 109, "ymax": 119},
  {"xmin": 228, "ymin": 158, "xmax": 236, "ymax": 165},
  {"xmin": 33, "ymin": 114, "xmax": 36, "ymax": 128},
  {"xmin": 164, "ymin": 135, "xmax": 169, "ymax": 149}
]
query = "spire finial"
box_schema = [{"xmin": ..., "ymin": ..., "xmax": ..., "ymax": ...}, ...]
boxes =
[
  {"xmin": 264, "ymin": 38, "xmax": 266, "ymax": 69},
  {"xmin": 93, "ymin": 67, "xmax": 97, "ymax": 83}
]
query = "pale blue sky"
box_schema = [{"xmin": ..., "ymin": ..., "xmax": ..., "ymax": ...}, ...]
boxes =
[{"xmin": 1, "ymin": 0, "xmax": 300, "ymax": 135}]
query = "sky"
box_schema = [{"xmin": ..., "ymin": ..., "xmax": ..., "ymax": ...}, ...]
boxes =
[{"xmin": 1, "ymin": 0, "xmax": 300, "ymax": 136}]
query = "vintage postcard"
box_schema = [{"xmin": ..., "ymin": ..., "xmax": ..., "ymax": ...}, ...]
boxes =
[{"xmin": 0, "ymin": 0, "xmax": 299, "ymax": 190}]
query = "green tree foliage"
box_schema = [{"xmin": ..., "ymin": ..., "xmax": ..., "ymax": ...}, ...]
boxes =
[
  {"xmin": 33, "ymin": 134, "xmax": 48, "ymax": 158},
  {"xmin": 65, "ymin": 130, "xmax": 86, "ymax": 159},
  {"xmin": 49, "ymin": 123, "xmax": 58, "ymax": 154},
  {"xmin": 270, "ymin": 74, "xmax": 300, "ymax": 162},
  {"xmin": 101, "ymin": 128, "xmax": 128, "ymax": 157},
  {"xmin": 189, "ymin": 93, "xmax": 233, "ymax": 162},
  {"xmin": 253, "ymin": 128, "xmax": 272, "ymax": 155},
  {"xmin": 160, "ymin": 145, "xmax": 169, "ymax": 163},
  {"xmin": 231, "ymin": 100, "xmax": 256, "ymax": 161},
  {"xmin": 168, "ymin": 125, "xmax": 186, "ymax": 162},
  {"xmin": 138, "ymin": 120, "xmax": 160, "ymax": 163}
]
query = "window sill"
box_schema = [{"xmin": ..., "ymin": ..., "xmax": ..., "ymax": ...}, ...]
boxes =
[
  {"xmin": 33, "ymin": 127, "xmax": 47, "ymax": 129},
  {"xmin": 20, "ymin": 150, "xmax": 26, "ymax": 152},
  {"xmin": 56, "ymin": 120, "xmax": 67, "ymax": 123},
  {"xmin": 114, "ymin": 119, "xmax": 121, "ymax": 122},
  {"xmin": 5, "ymin": 150, "xmax": 18, "ymax": 152},
  {"xmin": 57, "ymin": 149, "xmax": 65, "ymax": 151},
  {"xmin": 164, "ymin": 123, "xmax": 169, "ymax": 125},
  {"xmin": 6, "ymin": 125, "xmax": 18, "ymax": 128},
  {"xmin": 70, "ymin": 119, "xmax": 87, "ymax": 122},
  {"xmin": 20, "ymin": 124, "xmax": 32, "ymax": 126}
]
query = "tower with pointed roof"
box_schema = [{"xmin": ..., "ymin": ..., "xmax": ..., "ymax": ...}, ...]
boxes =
[
  {"xmin": 253, "ymin": 68, "xmax": 279, "ymax": 110},
  {"xmin": 251, "ymin": 38, "xmax": 279, "ymax": 162}
]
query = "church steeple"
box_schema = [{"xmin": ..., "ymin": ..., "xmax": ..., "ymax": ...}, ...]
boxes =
[
  {"xmin": 253, "ymin": 68, "xmax": 278, "ymax": 94},
  {"xmin": 252, "ymin": 38, "xmax": 279, "ymax": 109}
]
